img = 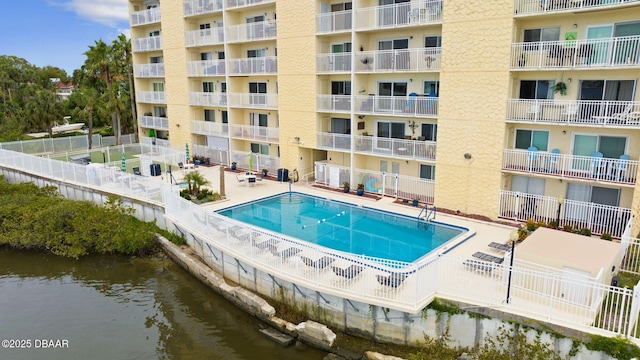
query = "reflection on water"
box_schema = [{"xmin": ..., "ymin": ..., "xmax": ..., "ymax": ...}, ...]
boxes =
[{"xmin": 0, "ymin": 248, "xmax": 327, "ymax": 360}]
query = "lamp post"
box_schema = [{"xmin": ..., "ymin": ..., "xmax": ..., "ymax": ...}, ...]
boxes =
[
  {"xmin": 101, "ymin": 150, "xmax": 106, "ymax": 164},
  {"xmin": 556, "ymin": 197, "xmax": 564, "ymax": 228},
  {"xmin": 505, "ymin": 229, "xmax": 519, "ymax": 304},
  {"xmin": 86, "ymin": 104, "xmax": 93, "ymax": 149}
]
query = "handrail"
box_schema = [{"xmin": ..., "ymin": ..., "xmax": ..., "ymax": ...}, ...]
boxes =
[{"xmin": 418, "ymin": 204, "xmax": 436, "ymax": 221}]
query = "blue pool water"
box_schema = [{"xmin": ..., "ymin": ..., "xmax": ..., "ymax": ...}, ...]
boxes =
[{"xmin": 217, "ymin": 193, "xmax": 466, "ymax": 263}]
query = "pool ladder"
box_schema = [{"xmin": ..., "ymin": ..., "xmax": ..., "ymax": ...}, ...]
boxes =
[{"xmin": 418, "ymin": 204, "xmax": 436, "ymax": 222}]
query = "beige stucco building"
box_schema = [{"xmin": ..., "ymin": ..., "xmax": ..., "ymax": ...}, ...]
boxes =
[{"xmin": 129, "ymin": 0, "xmax": 640, "ymax": 238}]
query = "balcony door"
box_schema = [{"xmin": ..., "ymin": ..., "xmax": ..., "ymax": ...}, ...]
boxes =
[
  {"xmin": 250, "ymin": 113, "xmax": 268, "ymax": 139},
  {"xmin": 378, "ymin": 38, "xmax": 409, "ymax": 70},
  {"xmin": 378, "ymin": 0, "xmax": 410, "ymax": 27},
  {"xmin": 571, "ymin": 134, "xmax": 627, "ymax": 172},
  {"xmin": 331, "ymin": 42, "xmax": 351, "ymax": 71},
  {"xmin": 565, "ymin": 183, "xmax": 620, "ymax": 226},
  {"xmin": 376, "ymin": 120, "xmax": 405, "ymax": 150},
  {"xmin": 579, "ymin": 80, "xmax": 635, "ymax": 119},
  {"xmin": 246, "ymin": 15, "xmax": 265, "ymax": 39},
  {"xmin": 587, "ymin": 21, "xmax": 640, "ymax": 65},
  {"xmin": 249, "ymin": 82, "xmax": 267, "ymax": 106},
  {"xmin": 247, "ymin": 49, "xmax": 266, "ymax": 72},
  {"xmin": 378, "ymin": 81, "xmax": 407, "ymax": 112},
  {"xmin": 330, "ymin": 2, "xmax": 352, "ymax": 31}
]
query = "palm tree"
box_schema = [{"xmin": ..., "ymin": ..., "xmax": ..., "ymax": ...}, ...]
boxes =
[
  {"xmin": 183, "ymin": 171, "xmax": 211, "ymax": 196},
  {"xmin": 24, "ymin": 87, "xmax": 63, "ymax": 134},
  {"xmin": 112, "ymin": 34, "xmax": 137, "ymax": 142},
  {"xmin": 69, "ymin": 86, "xmax": 99, "ymax": 148},
  {"xmin": 84, "ymin": 40, "xmax": 120, "ymax": 144}
]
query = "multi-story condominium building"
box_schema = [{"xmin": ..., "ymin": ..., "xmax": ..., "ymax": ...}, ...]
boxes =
[{"xmin": 129, "ymin": 0, "xmax": 640, "ymax": 238}]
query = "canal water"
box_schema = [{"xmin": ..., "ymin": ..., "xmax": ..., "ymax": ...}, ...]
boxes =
[{"xmin": 0, "ymin": 248, "xmax": 327, "ymax": 360}]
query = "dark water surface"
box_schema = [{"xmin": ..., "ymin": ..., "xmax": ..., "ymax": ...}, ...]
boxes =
[{"xmin": 0, "ymin": 248, "xmax": 327, "ymax": 360}]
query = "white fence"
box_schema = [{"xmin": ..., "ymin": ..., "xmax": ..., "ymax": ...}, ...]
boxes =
[
  {"xmin": 514, "ymin": 0, "xmax": 640, "ymax": 15},
  {"xmin": 354, "ymin": 0, "xmax": 442, "ymax": 30},
  {"xmin": 191, "ymin": 144, "xmax": 229, "ymax": 166},
  {"xmin": 0, "ymin": 134, "xmax": 134, "ymax": 154},
  {"xmin": 506, "ymin": 99, "xmax": 640, "ymax": 127}
]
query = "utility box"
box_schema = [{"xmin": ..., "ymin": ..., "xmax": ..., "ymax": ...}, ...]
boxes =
[
  {"xmin": 277, "ymin": 168, "xmax": 289, "ymax": 182},
  {"xmin": 150, "ymin": 163, "xmax": 161, "ymax": 176}
]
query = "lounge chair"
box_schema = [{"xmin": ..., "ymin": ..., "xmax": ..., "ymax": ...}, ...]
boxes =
[
  {"xmin": 375, "ymin": 272, "xmax": 408, "ymax": 288},
  {"xmin": 301, "ymin": 256, "xmax": 335, "ymax": 270},
  {"xmin": 133, "ymin": 167, "xmax": 142, "ymax": 176},
  {"xmin": 488, "ymin": 242, "xmax": 512, "ymax": 252},
  {"xmin": 472, "ymin": 251, "xmax": 504, "ymax": 264},
  {"xmin": 332, "ymin": 264, "xmax": 364, "ymax": 280},
  {"xmin": 463, "ymin": 259, "xmax": 494, "ymax": 274},
  {"xmin": 236, "ymin": 175, "xmax": 245, "ymax": 183},
  {"xmin": 271, "ymin": 246, "xmax": 302, "ymax": 259}
]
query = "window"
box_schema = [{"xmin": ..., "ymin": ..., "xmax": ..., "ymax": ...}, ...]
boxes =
[
  {"xmin": 250, "ymin": 113, "xmax": 268, "ymax": 127},
  {"xmin": 523, "ymin": 27, "xmax": 560, "ymax": 43},
  {"xmin": 150, "ymin": 56, "xmax": 163, "ymax": 63},
  {"xmin": 331, "ymin": 118, "xmax": 350, "ymax": 134},
  {"xmin": 424, "ymin": 36, "xmax": 442, "ymax": 48},
  {"xmin": 199, "ymin": 23, "xmax": 211, "ymax": 36},
  {"xmin": 202, "ymin": 82, "xmax": 214, "ymax": 93},
  {"xmin": 250, "ymin": 143, "xmax": 269, "ymax": 155},
  {"xmin": 153, "ymin": 106, "xmax": 166, "ymax": 117},
  {"xmin": 377, "ymin": 121, "xmax": 405, "ymax": 139},
  {"xmin": 331, "ymin": 2, "xmax": 352, "ymax": 11},
  {"xmin": 423, "ymin": 81, "xmax": 439, "ymax": 97},
  {"xmin": 247, "ymin": 49, "xmax": 266, "ymax": 58},
  {"xmin": 221, "ymin": 110, "xmax": 228, "ymax": 124},
  {"xmin": 152, "ymin": 82, "xmax": 164, "ymax": 92},
  {"xmin": 572, "ymin": 134, "xmax": 626, "ymax": 159},
  {"xmin": 249, "ymin": 82, "xmax": 267, "ymax": 105},
  {"xmin": 204, "ymin": 109, "xmax": 215, "ymax": 122},
  {"xmin": 378, "ymin": 82, "xmax": 407, "ymax": 96},
  {"xmin": 200, "ymin": 52, "xmax": 212, "ymax": 61},
  {"xmin": 519, "ymin": 80, "xmax": 555, "ymax": 99},
  {"xmin": 511, "ymin": 175, "xmax": 545, "ymax": 195},
  {"xmin": 419, "ymin": 164, "xmax": 435, "ymax": 180},
  {"xmin": 515, "ymin": 129, "xmax": 548, "ymax": 151},
  {"xmin": 421, "ymin": 123, "xmax": 437, "ymax": 141},
  {"xmin": 331, "ymin": 81, "xmax": 351, "ymax": 95},
  {"xmin": 149, "ymin": 30, "xmax": 160, "ymax": 37}
]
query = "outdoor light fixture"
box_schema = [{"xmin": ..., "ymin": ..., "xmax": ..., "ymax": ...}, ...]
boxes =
[{"xmin": 464, "ymin": 153, "xmax": 472, "ymax": 159}]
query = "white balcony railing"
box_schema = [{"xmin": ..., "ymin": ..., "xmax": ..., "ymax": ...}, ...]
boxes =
[
  {"xmin": 316, "ymin": 132, "xmax": 437, "ymax": 161},
  {"xmin": 316, "ymin": 95, "xmax": 351, "ymax": 113},
  {"xmin": 355, "ymin": 0, "xmax": 442, "ymax": 31},
  {"xmin": 502, "ymin": 148, "xmax": 638, "ymax": 186},
  {"xmin": 506, "ymin": 99, "xmax": 640, "ymax": 127},
  {"xmin": 354, "ymin": 95, "xmax": 438, "ymax": 117},
  {"xmin": 316, "ymin": 53, "xmax": 352, "ymax": 73},
  {"xmin": 511, "ymin": 36, "xmax": 640, "ymax": 70},
  {"xmin": 228, "ymin": 56, "xmax": 277, "ymax": 75},
  {"xmin": 316, "ymin": 10, "xmax": 352, "ymax": 33},
  {"xmin": 132, "ymin": 36, "xmax": 162, "ymax": 52},
  {"xmin": 136, "ymin": 91, "xmax": 166, "ymax": 104},
  {"xmin": 354, "ymin": 48, "xmax": 441, "ymax": 72},
  {"xmin": 131, "ymin": 7, "xmax": 161, "ymax": 26},
  {"xmin": 227, "ymin": 93, "xmax": 278, "ymax": 109},
  {"xmin": 139, "ymin": 115, "xmax": 169, "ymax": 130},
  {"xmin": 499, "ymin": 190, "xmax": 631, "ymax": 238},
  {"xmin": 186, "ymin": 60, "xmax": 226, "ymax": 77},
  {"xmin": 514, "ymin": 0, "xmax": 640, "ymax": 16},
  {"xmin": 188, "ymin": 92, "xmax": 227, "ymax": 107},
  {"xmin": 226, "ymin": 0, "xmax": 275, "ymax": 9},
  {"xmin": 230, "ymin": 150, "xmax": 280, "ymax": 172},
  {"xmin": 183, "ymin": 0, "xmax": 223, "ymax": 17},
  {"xmin": 226, "ymin": 20, "xmax": 277, "ymax": 43},
  {"xmin": 190, "ymin": 120, "xmax": 229, "ymax": 137},
  {"xmin": 134, "ymin": 63, "xmax": 165, "ymax": 78},
  {"xmin": 185, "ymin": 28, "xmax": 225, "ymax": 47},
  {"xmin": 230, "ymin": 125, "xmax": 279, "ymax": 143}
]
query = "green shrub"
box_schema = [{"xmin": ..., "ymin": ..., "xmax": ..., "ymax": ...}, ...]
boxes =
[
  {"xmin": 563, "ymin": 224, "xmax": 573, "ymax": 232},
  {"xmin": 548, "ymin": 220, "xmax": 558, "ymax": 228},
  {"xmin": 579, "ymin": 227, "xmax": 592, "ymax": 237},
  {"xmin": 179, "ymin": 189, "xmax": 191, "ymax": 200},
  {"xmin": 601, "ymin": 233, "xmax": 613, "ymax": 241}
]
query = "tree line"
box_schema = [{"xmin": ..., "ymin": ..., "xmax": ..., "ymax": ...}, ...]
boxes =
[{"xmin": 0, "ymin": 34, "xmax": 137, "ymax": 145}]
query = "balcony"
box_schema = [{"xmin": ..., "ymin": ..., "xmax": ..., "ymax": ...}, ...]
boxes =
[
  {"xmin": 355, "ymin": 0, "xmax": 442, "ymax": 31},
  {"xmin": 226, "ymin": 0, "xmax": 275, "ymax": 9},
  {"xmin": 316, "ymin": 95, "xmax": 351, "ymax": 113},
  {"xmin": 498, "ymin": 190, "xmax": 631, "ymax": 238},
  {"xmin": 134, "ymin": 63, "xmax": 165, "ymax": 78},
  {"xmin": 355, "ymin": 48, "xmax": 441, "ymax": 73},
  {"xmin": 191, "ymin": 120, "xmax": 229, "ymax": 137},
  {"xmin": 227, "ymin": 93, "xmax": 278, "ymax": 109},
  {"xmin": 183, "ymin": 0, "xmax": 223, "ymax": 17},
  {"xmin": 226, "ymin": 21, "xmax": 276, "ymax": 43},
  {"xmin": 228, "ymin": 56, "xmax": 277, "ymax": 75},
  {"xmin": 506, "ymin": 99, "xmax": 640, "ymax": 127},
  {"xmin": 355, "ymin": 95, "xmax": 438, "ymax": 118},
  {"xmin": 132, "ymin": 36, "xmax": 162, "ymax": 52},
  {"xmin": 189, "ymin": 92, "xmax": 227, "ymax": 107},
  {"xmin": 131, "ymin": 7, "xmax": 161, "ymax": 26},
  {"xmin": 316, "ymin": 53, "xmax": 352, "ymax": 73},
  {"xmin": 514, "ymin": 0, "xmax": 640, "ymax": 16},
  {"xmin": 316, "ymin": 10, "xmax": 352, "ymax": 34},
  {"xmin": 139, "ymin": 115, "xmax": 169, "ymax": 130},
  {"xmin": 511, "ymin": 36, "xmax": 640, "ymax": 70},
  {"xmin": 136, "ymin": 91, "xmax": 166, "ymax": 104},
  {"xmin": 316, "ymin": 132, "xmax": 437, "ymax": 161},
  {"xmin": 230, "ymin": 125, "xmax": 279, "ymax": 143},
  {"xmin": 502, "ymin": 148, "xmax": 637, "ymax": 186},
  {"xmin": 187, "ymin": 60, "xmax": 226, "ymax": 77},
  {"xmin": 185, "ymin": 28, "xmax": 225, "ymax": 47}
]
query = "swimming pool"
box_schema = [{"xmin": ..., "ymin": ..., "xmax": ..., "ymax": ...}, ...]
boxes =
[{"xmin": 217, "ymin": 193, "xmax": 469, "ymax": 263}]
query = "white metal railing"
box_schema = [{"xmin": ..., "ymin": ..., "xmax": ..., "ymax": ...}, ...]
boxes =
[
  {"xmin": 132, "ymin": 36, "xmax": 162, "ymax": 52},
  {"xmin": 316, "ymin": 132, "xmax": 351, "ymax": 151},
  {"xmin": 228, "ymin": 56, "xmax": 277, "ymax": 75},
  {"xmin": 354, "ymin": 94, "xmax": 438, "ymax": 117},
  {"xmin": 621, "ymin": 237, "xmax": 640, "ymax": 275},
  {"xmin": 316, "ymin": 53, "xmax": 352, "ymax": 73},
  {"xmin": 514, "ymin": 0, "xmax": 640, "ymax": 15},
  {"xmin": 498, "ymin": 190, "xmax": 632, "ymax": 238},
  {"xmin": 225, "ymin": 20, "xmax": 277, "ymax": 43},
  {"xmin": 131, "ymin": 7, "xmax": 161, "ymax": 26},
  {"xmin": 511, "ymin": 36, "xmax": 640, "ymax": 69},
  {"xmin": 230, "ymin": 125, "xmax": 279, "ymax": 143},
  {"xmin": 230, "ymin": 150, "xmax": 279, "ymax": 172},
  {"xmin": 316, "ymin": 95, "xmax": 351, "ymax": 113},
  {"xmin": 227, "ymin": 93, "xmax": 278, "ymax": 109},
  {"xmin": 139, "ymin": 115, "xmax": 169, "ymax": 130},
  {"xmin": 136, "ymin": 91, "xmax": 166, "ymax": 104},
  {"xmin": 192, "ymin": 144, "xmax": 229, "ymax": 165},
  {"xmin": 355, "ymin": 0, "xmax": 442, "ymax": 30},
  {"xmin": 134, "ymin": 63, "xmax": 165, "ymax": 78},
  {"xmin": 502, "ymin": 148, "xmax": 638, "ymax": 186},
  {"xmin": 506, "ymin": 99, "xmax": 640, "ymax": 127},
  {"xmin": 185, "ymin": 27, "xmax": 225, "ymax": 47},
  {"xmin": 355, "ymin": 48, "xmax": 441, "ymax": 72},
  {"xmin": 186, "ymin": 60, "xmax": 226, "ymax": 77},
  {"xmin": 183, "ymin": 0, "xmax": 223, "ymax": 17},
  {"xmin": 0, "ymin": 134, "xmax": 103, "ymax": 154},
  {"xmin": 226, "ymin": 0, "xmax": 275, "ymax": 9},
  {"xmin": 316, "ymin": 10, "xmax": 352, "ymax": 33},
  {"xmin": 188, "ymin": 92, "xmax": 227, "ymax": 107},
  {"xmin": 140, "ymin": 136, "xmax": 170, "ymax": 148},
  {"xmin": 190, "ymin": 120, "xmax": 229, "ymax": 137},
  {"xmin": 353, "ymin": 134, "xmax": 437, "ymax": 161}
]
